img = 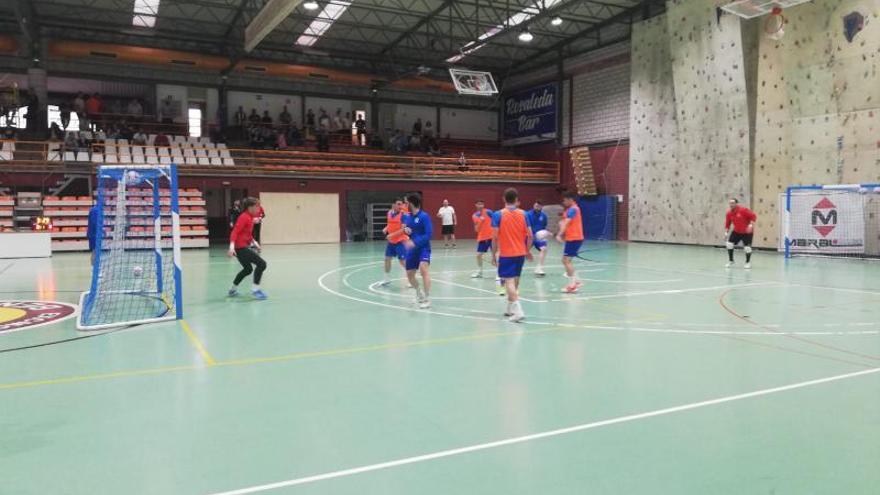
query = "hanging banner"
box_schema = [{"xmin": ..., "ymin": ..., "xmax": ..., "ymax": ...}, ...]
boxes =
[
  {"xmin": 503, "ymin": 83, "xmax": 557, "ymax": 145},
  {"xmin": 786, "ymin": 191, "xmax": 865, "ymax": 254}
]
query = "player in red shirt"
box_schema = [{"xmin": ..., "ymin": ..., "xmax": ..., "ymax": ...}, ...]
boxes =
[
  {"xmin": 227, "ymin": 197, "xmax": 268, "ymax": 299},
  {"xmin": 724, "ymin": 198, "xmax": 757, "ymax": 269},
  {"xmin": 491, "ymin": 188, "xmax": 533, "ymax": 322}
]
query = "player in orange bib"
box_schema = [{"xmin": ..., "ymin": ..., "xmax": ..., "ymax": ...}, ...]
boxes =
[
  {"xmin": 556, "ymin": 190, "xmax": 584, "ymax": 293},
  {"xmin": 491, "ymin": 188, "xmax": 533, "ymax": 322},
  {"xmin": 380, "ymin": 198, "xmax": 409, "ymax": 286},
  {"xmin": 470, "ymin": 200, "xmax": 495, "ymax": 278}
]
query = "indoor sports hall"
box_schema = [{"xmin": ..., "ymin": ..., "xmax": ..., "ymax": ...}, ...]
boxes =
[{"xmin": 1, "ymin": 1, "xmax": 878, "ymax": 494}]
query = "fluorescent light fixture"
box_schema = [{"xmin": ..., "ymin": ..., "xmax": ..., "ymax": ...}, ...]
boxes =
[
  {"xmin": 445, "ymin": 0, "xmax": 561, "ymax": 62},
  {"xmin": 132, "ymin": 0, "xmax": 160, "ymax": 28},
  {"xmin": 296, "ymin": 0, "xmax": 351, "ymax": 47},
  {"xmin": 550, "ymin": 16, "xmax": 563, "ymax": 26},
  {"xmin": 518, "ymin": 30, "xmax": 534, "ymax": 42},
  {"xmin": 303, "ymin": 1, "xmax": 319, "ymax": 10}
]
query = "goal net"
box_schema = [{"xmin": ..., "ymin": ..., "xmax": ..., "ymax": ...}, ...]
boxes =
[
  {"xmin": 783, "ymin": 184, "xmax": 880, "ymax": 260},
  {"xmin": 77, "ymin": 165, "xmax": 183, "ymax": 330}
]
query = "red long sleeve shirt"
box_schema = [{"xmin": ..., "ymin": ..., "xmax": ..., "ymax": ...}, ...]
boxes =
[
  {"xmin": 725, "ymin": 206, "xmax": 757, "ymax": 234},
  {"xmin": 230, "ymin": 211, "xmax": 255, "ymax": 249}
]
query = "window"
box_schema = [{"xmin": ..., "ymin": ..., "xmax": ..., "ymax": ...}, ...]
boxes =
[
  {"xmin": 0, "ymin": 106, "xmax": 27, "ymax": 129},
  {"xmin": 188, "ymin": 107, "xmax": 202, "ymax": 138},
  {"xmin": 47, "ymin": 105, "xmax": 81, "ymax": 131},
  {"xmin": 133, "ymin": 0, "xmax": 160, "ymax": 28}
]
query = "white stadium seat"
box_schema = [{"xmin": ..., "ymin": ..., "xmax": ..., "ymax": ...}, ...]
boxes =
[
  {"xmin": 92, "ymin": 153, "xmax": 104, "ymax": 163},
  {"xmin": 75, "ymin": 151, "xmax": 89, "ymax": 162},
  {"xmin": 185, "ymin": 157, "xmax": 198, "ymax": 165},
  {"xmin": 146, "ymin": 155, "xmax": 159, "ymax": 164},
  {"xmin": 197, "ymin": 157, "xmax": 210, "ymax": 166},
  {"xmin": 63, "ymin": 151, "xmax": 76, "ymax": 162},
  {"xmin": 223, "ymin": 158, "xmax": 235, "ymax": 166},
  {"xmin": 210, "ymin": 157, "xmax": 223, "ymax": 166},
  {"xmin": 0, "ymin": 151, "xmax": 12, "ymax": 161},
  {"xmin": 158, "ymin": 147, "xmax": 170, "ymax": 157},
  {"xmin": 160, "ymin": 156, "xmax": 172, "ymax": 164},
  {"xmin": 105, "ymin": 154, "xmax": 117, "ymax": 164}
]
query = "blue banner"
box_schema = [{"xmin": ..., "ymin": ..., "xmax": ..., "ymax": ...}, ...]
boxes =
[{"xmin": 503, "ymin": 83, "xmax": 557, "ymax": 145}]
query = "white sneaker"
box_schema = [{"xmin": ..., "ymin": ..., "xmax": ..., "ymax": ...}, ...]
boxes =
[
  {"xmin": 534, "ymin": 267, "xmax": 546, "ymax": 276},
  {"xmin": 744, "ymin": 262, "xmax": 751, "ymax": 269},
  {"xmin": 508, "ymin": 312, "xmax": 525, "ymax": 323},
  {"xmin": 379, "ymin": 279, "xmax": 391, "ymax": 287},
  {"xmin": 725, "ymin": 261, "xmax": 735, "ymax": 268},
  {"xmin": 419, "ymin": 299, "xmax": 431, "ymax": 309},
  {"xmin": 470, "ymin": 271, "xmax": 483, "ymax": 278}
]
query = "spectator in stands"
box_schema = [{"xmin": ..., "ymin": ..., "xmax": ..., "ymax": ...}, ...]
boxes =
[
  {"xmin": 316, "ymin": 125, "xmax": 330, "ymax": 152},
  {"xmin": 261, "ymin": 110, "xmax": 273, "ymax": 127},
  {"xmin": 412, "ymin": 118, "xmax": 422, "ymax": 136},
  {"xmin": 234, "ymin": 106, "xmax": 247, "ymax": 139},
  {"xmin": 2, "ymin": 126, "xmax": 16, "ymax": 140},
  {"xmin": 306, "ymin": 109, "xmax": 316, "ymax": 131},
  {"xmin": 410, "ymin": 132, "xmax": 421, "ymax": 150},
  {"xmin": 426, "ymin": 137, "xmax": 441, "ymax": 156},
  {"xmin": 391, "ymin": 130, "xmax": 409, "ymax": 154},
  {"xmin": 279, "ymin": 106, "xmax": 292, "ymax": 130},
  {"xmin": 318, "ymin": 109, "xmax": 330, "ymax": 130},
  {"xmin": 423, "ymin": 120, "xmax": 434, "ymax": 138},
  {"xmin": 132, "ymin": 128, "xmax": 148, "ymax": 146},
  {"xmin": 248, "ymin": 109, "xmax": 261, "ymax": 127},
  {"xmin": 276, "ymin": 129, "xmax": 288, "ymax": 150},
  {"xmin": 107, "ymin": 99, "xmax": 122, "ymax": 118},
  {"xmin": 261, "ymin": 126, "xmax": 276, "ymax": 149},
  {"xmin": 126, "ymin": 99, "xmax": 143, "ymax": 120},
  {"xmin": 332, "ymin": 109, "xmax": 344, "ymax": 132},
  {"xmin": 49, "ymin": 122, "xmax": 64, "ymax": 140},
  {"xmin": 63, "ymin": 131, "xmax": 79, "ymax": 152},
  {"xmin": 355, "ymin": 114, "xmax": 367, "ymax": 146},
  {"xmin": 287, "ymin": 125, "xmax": 304, "ymax": 147},
  {"xmin": 72, "ymin": 93, "xmax": 86, "ymax": 126},
  {"xmin": 86, "ymin": 93, "xmax": 103, "ymax": 128},
  {"xmin": 59, "ymin": 102, "xmax": 71, "ymax": 131},
  {"xmin": 249, "ymin": 126, "xmax": 264, "ymax": 148},
  {"xmin": 154, "ymin": 131, "xmax": 170, "ymax": 147},
  {"xmin": 159, "ymin": 95, "xmax": 177, "ymax": 124},
  {"xmin": 458, "ymin": 152, "xmax": 468, "ymax": 171}
]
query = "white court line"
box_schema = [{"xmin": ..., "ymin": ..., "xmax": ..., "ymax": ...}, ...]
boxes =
[
  {"xmin": 367, "ymin": 280, "xmax": 496, "ymax": 301},
  {"xmin": 430, "ymin": 278, "xmax": 542, "ymax": 303},
  {"xmin": 545, "ymin": 282, "xmax": 776, "ymax": 302},
  {"xmin": 208, "ymin": 367, "xmax": 880, "ymax": 495}
]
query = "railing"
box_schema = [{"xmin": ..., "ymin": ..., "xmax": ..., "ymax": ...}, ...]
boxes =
[{"xmin": 0, "ymin": 140, "xmax": 560, "ymax": 184}]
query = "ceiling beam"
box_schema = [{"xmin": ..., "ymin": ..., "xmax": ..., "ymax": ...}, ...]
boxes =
[{"xmin": 379, "ymin": 0, "xmax": 454, "ymax": 55}]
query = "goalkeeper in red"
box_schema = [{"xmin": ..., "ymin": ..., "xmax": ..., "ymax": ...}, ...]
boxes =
[
  {"xmin": 724, "ymin": 198, "xmax": 757, "ymax": 269},
  {"xmin": 228, "ymin": 197, "xmax": 268, "ymax": 299}
]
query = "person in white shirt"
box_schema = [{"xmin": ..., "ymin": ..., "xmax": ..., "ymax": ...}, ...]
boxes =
[{"xmin": 436, "ymin": 199, "xmax": 457, "ymax": 248}]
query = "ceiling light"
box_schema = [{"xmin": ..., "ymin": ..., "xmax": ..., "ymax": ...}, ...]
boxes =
[
  {"xmin": 518, "ymin": 30, "xmax": 534, "ymax": 42},
  {"xmin": 303, "ymin": 1, "xmax": 319, "ymax": 10},
  {"xmin": 550, "ymin": 16, "xmax": 563, "ymax": 26}
]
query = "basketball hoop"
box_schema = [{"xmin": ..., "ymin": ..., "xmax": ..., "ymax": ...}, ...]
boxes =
[
  {"xmin": 448, "ymin": 68, "xmax": 498, "ymax": 96},
  {"xmin": 764, "ymin": 7, "xmax": 786, "ymax": 40}
]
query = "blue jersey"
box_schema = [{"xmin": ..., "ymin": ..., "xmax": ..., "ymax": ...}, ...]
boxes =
[
  {"xmin": 525, "ymin": 209, "xmax": 548, "ymax": 234},
  {"xmin": 403, "ymin": 209, "xmax": 432, "ymax": 249}
]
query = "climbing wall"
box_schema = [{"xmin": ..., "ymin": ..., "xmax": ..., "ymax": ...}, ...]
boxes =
[
  {"xmin": 630, "ymin": 0, "xmax": 751, "ymax": 244},
  {"xmin": 629, "ymin": 15, "xmax": 681, "ymax": 242},
  {"xmin": 753, "ymin": 0, "xmax": 880, "ymax": 248}
]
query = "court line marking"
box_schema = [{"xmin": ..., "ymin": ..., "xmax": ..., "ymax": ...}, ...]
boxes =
[
  {"xmin": 544, "ymin": 282, "xmax": 776, "ymax": 302},
  {"xmin": 368, "ymin": 281, "xmax": 497, "ymax": 300},
  {"xmin": 207, "ymin": 367, "xmax": 880, "ymax": 495},
  {"xmin": 429, "ymin": 278, "xmax": 541, "ymax": 303},
  {"xmin": 181, "ymin": 320, "xmax": 217, "ymax": 366}
]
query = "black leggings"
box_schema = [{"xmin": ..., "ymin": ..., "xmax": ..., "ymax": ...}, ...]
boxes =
[
  {"xmin": 234, "ymin": 247, "xmax": 267, "ymax": 285},
  {"xmin": 253, "ymin": 223, "xmax": 262, "ymax": 243}
]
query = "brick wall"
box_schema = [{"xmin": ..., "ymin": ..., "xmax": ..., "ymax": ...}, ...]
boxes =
[{"xmin": 570, "ymin": 63, "xmax": 631, "ymax": 146}]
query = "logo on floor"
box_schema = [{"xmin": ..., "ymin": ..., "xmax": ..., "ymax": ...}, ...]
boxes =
[{"xmin": 0, "ymin": 301, "xmax": 78, "ymax": 334}]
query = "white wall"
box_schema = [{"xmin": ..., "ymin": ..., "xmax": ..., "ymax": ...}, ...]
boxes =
[
  {"xmin": 440, "ymin": 107, "xmax": 498, "ymax": 140},
  {"xmin": 392, "ymin": 104, "xmax": 436, "ymax": 133},
  {"xmin": 228, "ymin": 91, "xmax": 301, "ymax": 124}
]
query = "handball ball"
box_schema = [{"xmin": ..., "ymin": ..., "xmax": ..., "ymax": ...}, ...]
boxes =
[
  {"xmin": 133, "ymin": 266, "xmax": 144, "ymax": 278},
  {"xmin": 535, "ymin": 229, "xmax": 551, "ymax": 241}
]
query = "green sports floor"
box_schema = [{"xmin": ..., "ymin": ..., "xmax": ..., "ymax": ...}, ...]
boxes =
[{"xmin": 1, "ymin": 241, "xmax": 879, "ymax": 494}]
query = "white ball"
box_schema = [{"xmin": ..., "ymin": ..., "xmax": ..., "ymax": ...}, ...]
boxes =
[
  {"xmin": 535, "ymin": 229, "xmax": 551, "ymax": 241},
  {"xmin": 133, "ymin": 266, "xmax": 144, "ymax": 278}
]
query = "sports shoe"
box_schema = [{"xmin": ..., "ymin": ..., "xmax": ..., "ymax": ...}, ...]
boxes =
[
  {"xmin": 508, "ymin": 312, "xmax": 525, "ymax": 323},
  {"xmin": 418, "ymin": 299, "xmax": 431, "ymax": 309},
  {"xmin": 379, "ymin": 279, "xmax": 391, "ymax": 287},
  {"xmin": 744, "ymin": 262, "xmax": 751, "ymax": 269},
  {"xmin": 534, "ymin": 267, "xmax": 546, "ymax": 276},
  {"xmin": 561, "ymin": 284, "xmax": 579, "ymax": 294},
  {"xmin": 470, "ymin": 271, "xmax": 483, "ymax": 278},
  {"xmin": 497, "ymin": 285, "xmax": 506, "ymax": 296},
  {"xmin": 227, "ymin": 288, "xmax": 239, "ymax": 297},
  {"xmin": 252, "ymin": 289, "xmax": 268, "ymax": 300},
  {"xmin": 725, "ymin": 261, "xmax": 734, "ymax": 268}
]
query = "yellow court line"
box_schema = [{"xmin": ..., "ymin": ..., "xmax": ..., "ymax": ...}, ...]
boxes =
[
  {"xmin": 0, "ymin": 319, "xmax": 628, "ymax": 392},
  {"xmin": 181, "ymin": 319, "xmax": 217, "ymax": 366}
]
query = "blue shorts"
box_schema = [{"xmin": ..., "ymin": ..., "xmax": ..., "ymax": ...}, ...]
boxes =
[
  {"xmin": 405, "ymin": 246, "xmax": 431, "ymax": 271},
  {"xmin": 385, "ymin": 242, "xmax": 406, "ymax": 260},
  {"xmin": 532, "ymin": 239, "xmax": 547, "ymax": 251},
  {"xmin": 477, "ymin": 239, "xmax": 492, "ymax": 253},
  {"xmin": 498, "ymin": 256, "xmax": 526, "ymax": 279},
  {"xmin": 563, "ymin": 240, "xmax": 583, "ymax": 258}
]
